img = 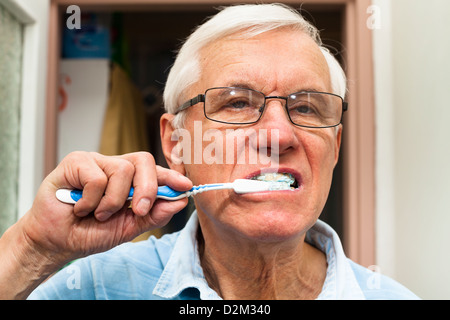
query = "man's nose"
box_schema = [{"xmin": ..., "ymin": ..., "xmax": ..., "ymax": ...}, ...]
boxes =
[
  {"xmin": 255, "ymin": 100, "xmax": 300, "ymax": 154},
  {"xmin": 259, "ymin": 98, "xmax": 292, "ymax": 127}
]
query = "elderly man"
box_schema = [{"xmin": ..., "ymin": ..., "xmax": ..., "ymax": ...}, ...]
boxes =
[{"xmin": 0, "ymin": 4, "xmax": 417, "ymax": 300}]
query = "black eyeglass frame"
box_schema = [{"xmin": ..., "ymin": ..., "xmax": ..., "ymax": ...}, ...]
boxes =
[{"xmin": 176, "ymin": 87, "xmax": 349, "ymax": 129}]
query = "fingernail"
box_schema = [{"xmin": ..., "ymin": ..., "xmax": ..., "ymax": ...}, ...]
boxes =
[{"xmin": 136, "ymin": 198, "xmax": 151, "ymax": 215}]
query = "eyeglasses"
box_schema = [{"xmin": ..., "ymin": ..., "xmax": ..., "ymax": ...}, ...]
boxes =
[{"xmin": 176, "ymin": 87, "xmax": 348, "ymax": 129}]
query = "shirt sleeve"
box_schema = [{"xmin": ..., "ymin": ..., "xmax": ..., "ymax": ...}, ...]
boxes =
[
  {"xmin": 28, "ymin": 259, "xmax": 95, "ymax": 300},
  {"xmin": 27, "ymin": 237, "xmax": 170, "ymax": 300}
]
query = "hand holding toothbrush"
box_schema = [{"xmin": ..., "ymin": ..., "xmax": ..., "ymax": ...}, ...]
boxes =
[
  {"xmin": 34, "ymin": 151, "xmax": 192, "ymax": 247},
  {"xmin": 0, "ymin": 151, "xmax": 192, "ymax": 299}
]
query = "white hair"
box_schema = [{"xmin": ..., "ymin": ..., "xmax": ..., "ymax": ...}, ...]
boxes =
[{"xmin": 164, "ymin": 3, "xmax": 347, "ymax": 128}]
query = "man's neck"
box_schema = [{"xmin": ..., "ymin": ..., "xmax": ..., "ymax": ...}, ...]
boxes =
[{"xmin": 197, "ymin": 223, "xmax": 327, "ymax": 300}]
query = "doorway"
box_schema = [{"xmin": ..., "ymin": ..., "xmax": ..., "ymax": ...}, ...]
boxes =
[
  {"xmin": 48, "ymin": 0, "xmax": 376, "ymax": 266},
  {"xmin": 57, "ymin": 5, "xmax": 346, "ymax": 237}
]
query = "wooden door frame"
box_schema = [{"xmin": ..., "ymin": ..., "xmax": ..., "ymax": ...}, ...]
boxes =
[{"xmin": 45, "ymin": 0, "xmax": 375, "ymax": 267}]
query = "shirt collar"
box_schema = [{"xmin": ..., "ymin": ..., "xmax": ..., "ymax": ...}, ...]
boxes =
[
  {"xmin": 309, "ymin": 220, "xmax": 365, "ymax": 300},
  {"xmin": 153, "ymin": 211, "xmax": 221, "ymax": 299},
  {"xmin": 153, "ymin": 211, "xmax": 365, "ymax": 300}
]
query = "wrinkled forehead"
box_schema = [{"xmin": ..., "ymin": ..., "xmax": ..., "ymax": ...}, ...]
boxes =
[{"xmin": 195, "ymin": 28, "xmax": 332, "ymax": 94}]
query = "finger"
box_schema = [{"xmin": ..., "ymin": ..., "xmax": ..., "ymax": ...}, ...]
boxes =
[
  {"xmin": 72, "ymin": 163, "xmax": 108, "ymax": 218},
  {"xmin": 107, "ymin": 197, "xmax": 189, "ymax": 243},
  {"xmin": 144, "ymin": 198, "xmax": 190, "ymax": 229},
  {"xmin": 135, "ymin": 169, "xmax": 192, "ymax": 229},
  {"xmin": 155, "ymin": 166, "xmax": 193, "ymax": 191},
  {"xmin": 49, "ymin": 152, "xmax": 106, "ymax": 217},
  {"xmin": 92, "ymin": 156, "xmax": 135, "ymax": 221},
  {"xmin": 119, "ymin": 152, "xmax": 193, "ymax": 217},
  {"xmin": 119, "ymin": 152, "xmax": 158, "ymax": 217}
]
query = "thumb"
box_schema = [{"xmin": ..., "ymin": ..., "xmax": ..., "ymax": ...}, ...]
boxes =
[{"xmin": 138, "ymin": 198, "xmax": 189, "ymax": 231}]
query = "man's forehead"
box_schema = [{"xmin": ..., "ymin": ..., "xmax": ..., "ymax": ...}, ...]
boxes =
[{"xmin": 197, "ymin": 29, "xmax": 331, "ymax": 93}]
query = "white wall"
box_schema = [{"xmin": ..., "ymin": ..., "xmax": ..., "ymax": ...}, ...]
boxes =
[{"xmin": 374, "ymin": 0, "xmax": 450, "ymax": 299}]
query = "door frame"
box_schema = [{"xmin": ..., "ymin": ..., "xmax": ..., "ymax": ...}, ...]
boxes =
[
  {"xmin": 1, "ymin": 0, "xmax": 50, "ymax": 219},
  {"xmin": 45, "ymin": 0, "xmax": 375, "ymax": 267}
]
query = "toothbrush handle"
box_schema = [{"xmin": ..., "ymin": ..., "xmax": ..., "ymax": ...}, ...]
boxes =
[
  {"xmin": 155, "ymin": 186, "xmax": 187, "ymax": 200},
  {"xmin": 130, "ymin": 186, "xmax": 188, "ymax": 201},
  {"xmin": 55, "ymin": 185, "xmax": 188, "ymax": 204}
]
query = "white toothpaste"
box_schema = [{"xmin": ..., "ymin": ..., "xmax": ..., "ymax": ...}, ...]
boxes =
[{"xmin": 251, "ymin": 173, "xmax": 297, "ymax": 190}]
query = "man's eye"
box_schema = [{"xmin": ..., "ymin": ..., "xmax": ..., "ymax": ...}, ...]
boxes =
[
  {"xmin": 224, "ymin": 100, "xmax": 250, "ymax": 109},
  {"xmin": 294, "ymin": 104, "xmax": 315, "ymax": 114}
]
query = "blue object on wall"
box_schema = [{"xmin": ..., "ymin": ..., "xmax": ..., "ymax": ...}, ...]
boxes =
[{"xmin": 62, "ymin": 13, "xmax": 110, "ymax": 59}]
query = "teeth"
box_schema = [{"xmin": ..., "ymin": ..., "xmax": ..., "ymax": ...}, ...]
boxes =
[{"xmin": 251, "ymin": 173, "xmax": 298, "ymax": 189}]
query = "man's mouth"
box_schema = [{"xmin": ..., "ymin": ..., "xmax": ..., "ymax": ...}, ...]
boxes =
[{"xmin": 250, "ymin": 172, "xmax": 299, "ymax": 190}]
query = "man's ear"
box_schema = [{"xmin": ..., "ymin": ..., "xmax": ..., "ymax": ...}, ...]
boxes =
[{"xmin": 160, "ymin": 113, "xmax": 186, "ymax": 175}]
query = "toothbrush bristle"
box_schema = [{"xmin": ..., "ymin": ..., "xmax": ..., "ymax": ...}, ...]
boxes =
[{"xmin": 267, "ymin": 181, "xmax": 292, "ymax": 191}]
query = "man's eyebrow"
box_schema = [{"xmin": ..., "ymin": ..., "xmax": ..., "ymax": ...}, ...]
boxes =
[
  {"xmin": 223, "ymin": 82, "xmax": 326, "ymax": 94},
  {"xmin": 226, "ymin": 82, "xmax": 256, "ymax": 90},
  {"xmin": 296, "ymin": 88, "xmax": 321, "ymax": 92},
  {"xmin": 291, "ymin": 87, "xmax": 330, "ymax": 93}
]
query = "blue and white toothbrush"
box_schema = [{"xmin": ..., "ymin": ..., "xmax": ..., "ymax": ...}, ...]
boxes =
[{"xmin": 55, "ymin": 179, "xmax": 291, "ymax": 204}]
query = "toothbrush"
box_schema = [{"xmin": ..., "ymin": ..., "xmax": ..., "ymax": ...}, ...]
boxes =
[{"xmin": 55, "ymin": 179, "xmax": 291, "ymax": 204}]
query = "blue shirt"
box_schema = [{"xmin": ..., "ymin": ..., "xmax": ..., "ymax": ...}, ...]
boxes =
[{"xmin": 28, "ymin": 211, "xmax": 419, "ymax": 300}]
